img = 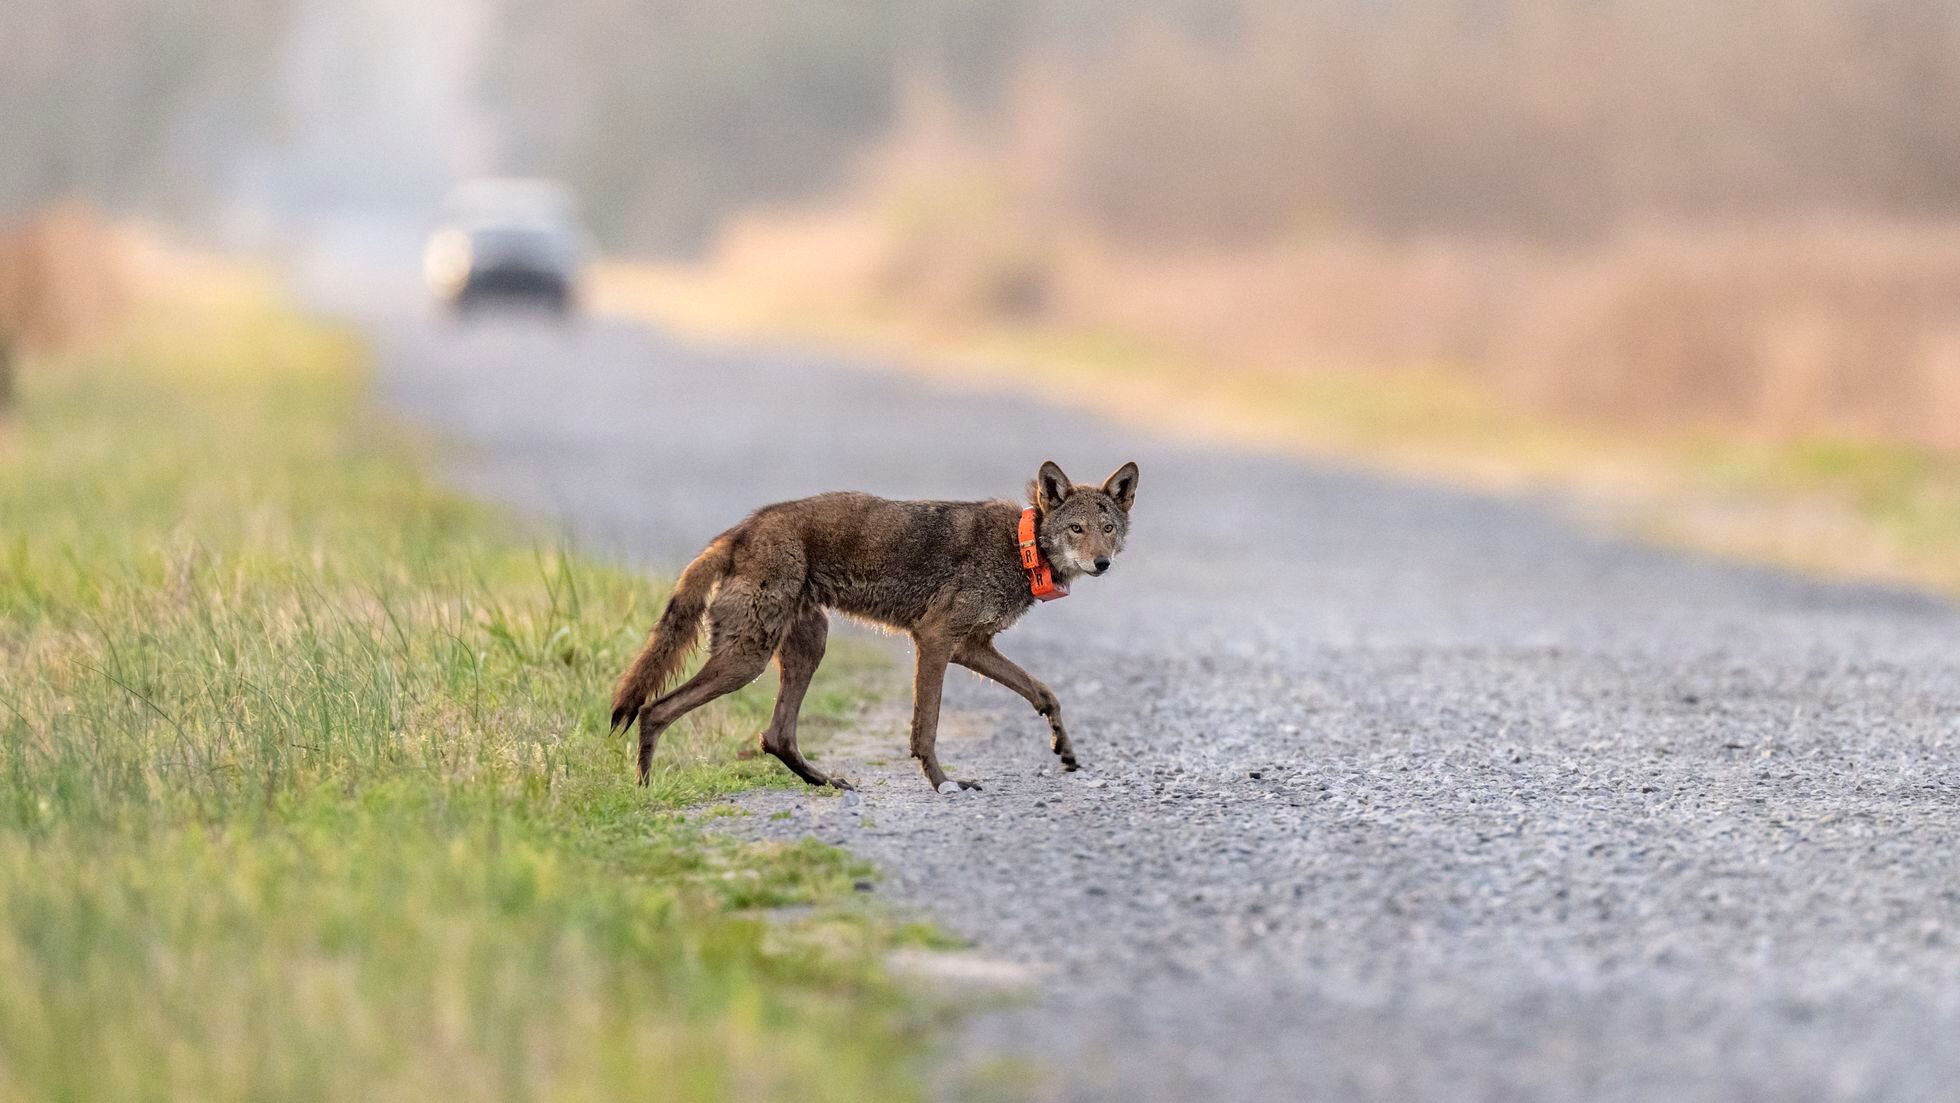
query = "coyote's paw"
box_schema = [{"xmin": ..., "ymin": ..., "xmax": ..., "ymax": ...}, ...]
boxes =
[{"xmin": 936, "ymin": 778, "xmax": 983, "ymax": 794}]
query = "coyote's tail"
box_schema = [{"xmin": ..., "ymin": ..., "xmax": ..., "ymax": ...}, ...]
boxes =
[{"xmin": 610, "ymin": 537, "xmax": 733, "ymax": 732}]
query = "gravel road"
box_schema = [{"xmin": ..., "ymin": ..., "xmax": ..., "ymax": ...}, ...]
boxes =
[{"xmin": 377, "ymin": 310, "xmax": 1960, "ymax": 1102}]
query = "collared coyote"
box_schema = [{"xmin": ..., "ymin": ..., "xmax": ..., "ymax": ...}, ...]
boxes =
[{"xmin": 611, "ymin": 460, "xmax": 1138, "ymax": 792}]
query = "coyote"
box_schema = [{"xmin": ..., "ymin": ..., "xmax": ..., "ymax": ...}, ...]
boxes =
[{"xmin": 610, "ymin": 460, "xmax": 1139, "ymax": 792}]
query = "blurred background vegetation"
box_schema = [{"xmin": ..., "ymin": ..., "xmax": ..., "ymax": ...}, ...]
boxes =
[
  {"xmin": 9, "ymin": 0, "xmax": 1960, "ymax": 444},
  {"xmin": 17, "ymin": 1, "xmax": 1958, "ymax": 248}
]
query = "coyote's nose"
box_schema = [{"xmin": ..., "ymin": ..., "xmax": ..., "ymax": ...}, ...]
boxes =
[{"xmin": 1092, "ymin": 556, "xmax": 1111, "ymax": 574}]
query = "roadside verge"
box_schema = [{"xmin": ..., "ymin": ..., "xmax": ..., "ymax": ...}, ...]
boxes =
[{"xmin": 0, "ymin": 257, "xmax": 935, "ymax": 1102}]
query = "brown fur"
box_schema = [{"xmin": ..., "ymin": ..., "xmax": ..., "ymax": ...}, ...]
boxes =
[{"xmin": 610, "ymin": 460, "xmax": 1139, "ymax": 791}]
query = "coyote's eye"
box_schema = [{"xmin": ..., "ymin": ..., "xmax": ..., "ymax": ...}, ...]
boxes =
[
  {"xmin": 1068, "ymin": 523, "xmax": 1083, "ymax": 534},
  {"xmin": 1102, "ymin": 524, "xmax": 1115, "ymax": 534}
]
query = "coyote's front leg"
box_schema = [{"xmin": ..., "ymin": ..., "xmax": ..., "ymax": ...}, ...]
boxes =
[
  {"xmin": 954, "ymin": 638, "xmax": 1077, "ymax": 770},
  {"xmin": 911, "ymin": 634, "xmax": 982, "ymax": 792}
]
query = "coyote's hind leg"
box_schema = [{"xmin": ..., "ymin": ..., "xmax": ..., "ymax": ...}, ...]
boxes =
[
  {"xmin": 635, "ymin": 648, "xmax": 770, "ymax": 782},
  {"xmin": 635, "ymin": 580, "xmax": 790, "ymax": 784},
  {"xmin": 761, "ymin": 605, "xmax": 851, "ymax": 789}
]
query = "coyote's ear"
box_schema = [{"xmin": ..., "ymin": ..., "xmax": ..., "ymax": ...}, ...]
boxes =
[
  {"xmin": 1101, "ymin": 461, "xmax": 1139, "ymax": 512},
  {"xmin": 1031, "ymin": 460, "xmax": 1072, "ymax": 513}
]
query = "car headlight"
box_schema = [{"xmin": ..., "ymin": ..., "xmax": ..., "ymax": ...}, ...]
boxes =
[{"xmin": 423, "ymin": 230, "xmax": 474, "ymax": 294}]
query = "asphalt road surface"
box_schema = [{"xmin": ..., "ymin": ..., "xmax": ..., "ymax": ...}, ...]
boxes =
[{"xmin": 375, "ymin": 308, "xmax": 1960, "ymax": 1102}]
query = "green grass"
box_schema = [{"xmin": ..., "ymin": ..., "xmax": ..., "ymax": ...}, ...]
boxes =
[{"xmin": 0, "ymin": 276, "xmax": 924, "ymax": 1102}]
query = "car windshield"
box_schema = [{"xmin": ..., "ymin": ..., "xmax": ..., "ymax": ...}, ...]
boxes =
[{"xmin": 469, "ymin": 224, "xmax": 568, "ymax": 257}]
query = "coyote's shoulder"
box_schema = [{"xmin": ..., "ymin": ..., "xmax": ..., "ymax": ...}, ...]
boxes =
[{"xmin": 610, "ymin": 461, "xmax": 1139, "ymax": 792}]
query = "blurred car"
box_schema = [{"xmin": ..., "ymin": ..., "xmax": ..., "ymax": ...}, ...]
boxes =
[{"xmin": 425, "ymin": 179, "xmax": 585, "ymax": 315}]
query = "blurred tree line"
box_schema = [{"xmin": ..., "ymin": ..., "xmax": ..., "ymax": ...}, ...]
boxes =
[
  {"xmin": 0, "ymin": 0, "xmax": 293, "ymax": 222},
  {"xmin": 484, "ymin": 0, "xmax": 1960, "ymax": 254},
  {"xmin": 481, "ymin": 0, "xmax": 1251, "ymax": 252},
  {"xmin": 1, "ymin": 0, "xmax": 290, "ymax": 406},
  {"xmin": 4, "ymin": 0, "xmax": 1956, "ymax": 254}
]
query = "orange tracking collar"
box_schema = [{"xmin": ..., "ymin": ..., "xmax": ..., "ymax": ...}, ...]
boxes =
[{"xmin": 1017, "ymin": 508, "xmax": 1068, "ymax": 601}]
